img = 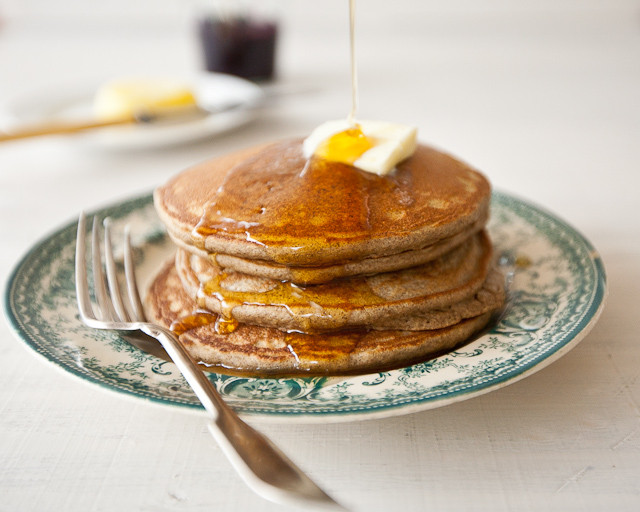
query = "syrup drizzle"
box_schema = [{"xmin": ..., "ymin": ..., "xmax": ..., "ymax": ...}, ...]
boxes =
[
  {"xmin": 190, "ymin": 141, "xmax": 407, "ymax": 261},
  {"xmin": 317, "ymin": 1, "xmax": 378, "ymax": 167},
  {"xmin": 170, "ymin": 311, "xmax": 218, "ymax": 336},
  {"xmin": 196, "ymin": 261, "xmax": 391, "ymax": 332},
  {"xmin": 347, "ymin": 0, "xmax": 358, "ymax": 126},
  {"xmin": 180, "ymin": 0, "xmax": 407, "ymax": 345}
]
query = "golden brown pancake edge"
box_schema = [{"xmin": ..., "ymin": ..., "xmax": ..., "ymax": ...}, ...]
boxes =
[
  {"xmin": 154, "ymin": 139, "xmax": 491, "ymax": 267},
  {"xmin": 174, "ymin": 231, "xmax": 501, "ymax": 333},
  {"xmin": 145, "ymin": 259, "xmax": 499, "ymax": 376}
]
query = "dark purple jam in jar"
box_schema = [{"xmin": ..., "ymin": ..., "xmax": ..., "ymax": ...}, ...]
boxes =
[{"xmin": 197, "ymin": 17, "xmax": 277, "ymax": 81}]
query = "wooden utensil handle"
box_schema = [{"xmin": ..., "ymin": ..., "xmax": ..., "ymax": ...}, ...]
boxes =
[{"xmin": 0, "ymin": 116, "xmax": 134, "ymax": 143}]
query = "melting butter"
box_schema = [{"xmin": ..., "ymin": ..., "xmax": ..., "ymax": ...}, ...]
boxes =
[
  {"xmin": 301, "ymin": 0, "xmax": 418, "ymax": 176},
  {"xmin": 315, "ymin": 125, "xmax": 375, "ymax": 165},
  {"xmin": 303, "ymin": 120, "xmax": 417, "ymax": 176}
]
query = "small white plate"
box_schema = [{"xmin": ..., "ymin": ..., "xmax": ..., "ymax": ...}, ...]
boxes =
[
  {"xmin": 0, "ymin": 73, "xmax": 264, "ymax": 150},
  {"xmin": 4, "ymin": 192, "xmax": 607, "ymax": 423}
]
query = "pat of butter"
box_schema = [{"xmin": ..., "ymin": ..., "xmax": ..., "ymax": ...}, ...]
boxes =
[
  {"xmin": 93, "ymin": 78, "xmax": 196, "ymax": 121},
  {"xmin": 303, "ymin": 119, "xmax": 417, "ymax": 175}
]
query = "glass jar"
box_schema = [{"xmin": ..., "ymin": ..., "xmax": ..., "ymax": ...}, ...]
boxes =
[{"xmin": 196, "ymin": 1, "xmax": 278, "ymax": 81}]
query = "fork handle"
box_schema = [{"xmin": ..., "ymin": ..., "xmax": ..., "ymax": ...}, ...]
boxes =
[
  {"xmin": 140, "ymin": 326, "xmax": 344, "ymax": 510},
  {"xmin": 142, "ymin": 325, "xmax": 225, "ymax": 416}
]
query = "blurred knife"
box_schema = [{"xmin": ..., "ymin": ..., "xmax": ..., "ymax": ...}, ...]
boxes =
[{"xmin": 0, "ymin": 104, "xmax": 210, "ymax": 143}]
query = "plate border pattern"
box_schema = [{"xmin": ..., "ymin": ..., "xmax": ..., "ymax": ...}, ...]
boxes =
[{"xmin": 3, "ymin": 192, "xmax": 607, "ymax": 421}]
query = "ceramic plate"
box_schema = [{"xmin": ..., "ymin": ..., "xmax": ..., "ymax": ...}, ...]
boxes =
[
  {"xmin": 0, "ymin": 73, "xmax": 264, "ymax": 150},
  {"xmin": 4, "ymin": 192, "xmax": 606, "ymax": 423}
]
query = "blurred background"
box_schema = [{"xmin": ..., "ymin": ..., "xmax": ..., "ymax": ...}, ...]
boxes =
[{"xmin": 1, "ymin": 0, "xmax": 638, "ymax": 229}]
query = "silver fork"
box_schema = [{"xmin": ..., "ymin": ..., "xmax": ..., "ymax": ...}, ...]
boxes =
[{"xmin": 75, "ymin": 213, "xmax": 346, "ymax": 511}]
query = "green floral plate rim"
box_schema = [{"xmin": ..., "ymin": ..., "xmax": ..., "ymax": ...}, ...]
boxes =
[{"xmin": 3, "ymin": 191, "xmax": 607, "ymax": 423}]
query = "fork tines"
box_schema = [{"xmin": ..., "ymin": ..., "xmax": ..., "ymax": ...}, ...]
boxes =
[{"xmin": 75, "ymin": 213, "xmax": 145, "ymax": 327}]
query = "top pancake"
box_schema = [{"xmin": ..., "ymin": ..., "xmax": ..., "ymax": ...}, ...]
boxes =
[{"xmin": 154, "ymin": 138, "xmax": 491, "ymax": 268}]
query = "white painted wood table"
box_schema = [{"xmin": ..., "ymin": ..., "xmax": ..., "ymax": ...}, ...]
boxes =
[{"xmin": 1, "ymin": 1, "xmax": 638, "ymax": 510}]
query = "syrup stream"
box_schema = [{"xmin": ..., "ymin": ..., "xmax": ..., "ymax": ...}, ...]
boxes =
[{"xmin": 347, "ymin": 0, "xmax": 358, "ymax": 127}]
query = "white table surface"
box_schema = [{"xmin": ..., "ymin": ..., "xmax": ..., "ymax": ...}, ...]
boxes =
[{"xmin": 1, "ymin": 1, "xmax": 639, "ymax": 510}]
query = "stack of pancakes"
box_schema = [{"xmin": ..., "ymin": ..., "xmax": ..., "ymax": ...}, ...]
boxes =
[{"xmin": 147, "ymin": 139, "xmax": 505, "ymax": 376}]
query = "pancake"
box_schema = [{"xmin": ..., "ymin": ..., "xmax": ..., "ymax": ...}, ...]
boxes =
[
  {"xmin": 150, "ymin": 137, "xmax": 504, "ymax": 376},
  {"xmin": 166, "ymin": 213, "xmax": 487, "ymax": 285},
  {"xmin": 154, "ymin": 139, "xmax": 491, "ymax": 268},
  {"xmin": 175, "ymin": 231, "xmax": 500, "ymax": 332},
  {"xmin": 145, "ymin": 260, "xmax": 496, "ymax": 376},
  {"xmin": 371, "ymin": 267, "xmax": 505, "ymax": 331}
]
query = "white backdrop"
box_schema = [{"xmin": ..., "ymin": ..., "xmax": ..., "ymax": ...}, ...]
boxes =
[{"xmin": 1, "ymin": 1, "xmax": 639, "ymax": 510}]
